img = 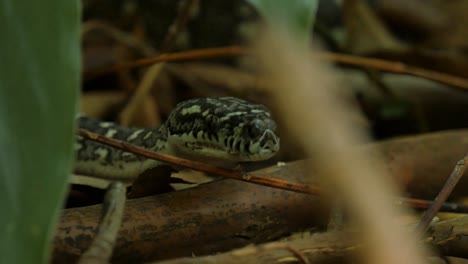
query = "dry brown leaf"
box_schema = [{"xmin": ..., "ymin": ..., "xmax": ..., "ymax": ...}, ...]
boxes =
[
  {"xmin": 119, "ymin": 63, "xmax": 165, "ymax": 127},
  {"xmin": 80, "ymin": 91, "xmax": 127, "ymax": 118},
  {"xmin": 343, "ymin": 0, "xmax": 407, "ymax": 54}
]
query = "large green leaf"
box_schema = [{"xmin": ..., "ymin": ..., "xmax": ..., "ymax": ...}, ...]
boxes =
[
  {"xmin": 247, "ymin": 0, "xmax": 319, "ymax": 44},
  {"xmin": 0, "ymin": 1, "xmax": 80, "ymax": 263}
]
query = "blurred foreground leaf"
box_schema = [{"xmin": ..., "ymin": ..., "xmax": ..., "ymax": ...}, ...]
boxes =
[
  {"xmin": 247, "ymin": 0, "xmax": 319, "ymax": 44},
  {"xmin": 0, "ymin": 1, "xmax": 80, "ymax": 263}
]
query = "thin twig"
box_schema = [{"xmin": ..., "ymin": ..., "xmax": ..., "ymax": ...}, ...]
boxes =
[
  {"xmin": 399, "ymin": 197, "xmax": 468, "ymax": 214},
  {"xmin": 315, "ymin": 53, "xmax": 468, "ymax": 90},
  {"xmin": 78, "ymin": 128, "xmax": 468, "ymax": 214},
  {"xmin": 85, "ymin": 46, "xmax": 468, "ymax": 90},
  {"xmin": 416, "ymin": 153, "xmax": 468, "ymax": 233},
  {"xmin": 84, "ymin": 46, "xmax": 246, "ymax": 80},
  {"xmin": 78, "ymin": 128, "xmax": 320, "ymax": 195}
]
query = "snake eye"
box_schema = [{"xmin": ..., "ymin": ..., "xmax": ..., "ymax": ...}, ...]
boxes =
[{"xmin": 247, "ymin": 118, "xmax": 266, "ymax": 137}]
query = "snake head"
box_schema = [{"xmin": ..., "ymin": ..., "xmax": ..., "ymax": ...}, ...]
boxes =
[
  {"xmin": 165, "ymin": 97, "xmax": 280, "ymax": 164},
  {"xmin": 234, "ymin": 116, "xmax": 279, "ymax": 160}
]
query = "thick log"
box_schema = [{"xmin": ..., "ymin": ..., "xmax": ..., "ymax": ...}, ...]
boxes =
[
  {"xmin": 53, "ymin": 129, "xmax": 468, "ymax": 263},
  {"xmin": 53, "ymin": 163, "xmax": 329, "ymax": 263},
  {"xmin": 369, "ymin": 129, "xmax": 468, "ymax": 199}
]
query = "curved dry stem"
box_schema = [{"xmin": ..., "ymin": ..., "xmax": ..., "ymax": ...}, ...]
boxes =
[
  {"xmin": 85, "ymin": 46, "xmax": 468, "ymax": 90},
  {"xmin": 255, "ymin": 29, "xmax": 429, "ymax": 264}
]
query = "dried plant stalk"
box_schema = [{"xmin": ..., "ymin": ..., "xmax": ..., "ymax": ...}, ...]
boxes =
[{"xmin": 255, "ymin": 29, "xmax": 429, "ymax": 264}]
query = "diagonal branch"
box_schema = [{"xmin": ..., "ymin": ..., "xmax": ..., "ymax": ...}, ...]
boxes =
[
  {"xmin": 78, "ymin": 128, "xmax": 320, "ymax": 195},
  {"xmin": 78, "ymin": 128, "xmax": 468, "ymax": 214},
  {"xmin": 416, "ymin": 152, "xmax": 468, "ymax": 233}
]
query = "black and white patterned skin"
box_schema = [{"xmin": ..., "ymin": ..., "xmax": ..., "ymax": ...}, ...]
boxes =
[{"xmin": 75, "ymin": 97, "xmax": 280, "ymax": 181}]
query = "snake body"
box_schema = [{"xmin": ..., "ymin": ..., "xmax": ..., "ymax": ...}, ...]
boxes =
[{"xmin": 75, "ymin": 97, "xmax": 280, "ymax": 181}]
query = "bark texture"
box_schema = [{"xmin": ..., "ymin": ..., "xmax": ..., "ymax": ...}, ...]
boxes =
[{"xmin": 53, "ymin": 129, "xmax": 468, "ymax": 263}]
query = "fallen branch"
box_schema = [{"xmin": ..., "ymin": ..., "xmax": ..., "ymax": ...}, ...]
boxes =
[
  {"xmin": 84, "ymin": 46, "xmax": 468, "ymax": 90},
  {"xmin": 55, "ymin": 130, "xmax": 468, "ymax": 263}
]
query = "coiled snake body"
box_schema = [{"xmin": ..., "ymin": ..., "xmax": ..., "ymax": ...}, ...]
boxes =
[{"xmin": 75, "ymin": 97, "xmax": 280, "ymax": 181}]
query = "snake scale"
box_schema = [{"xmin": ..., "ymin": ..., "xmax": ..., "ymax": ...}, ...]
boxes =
[{"xmin": 75, "ymin": 97, "xmax": 280, "ymax": 181}]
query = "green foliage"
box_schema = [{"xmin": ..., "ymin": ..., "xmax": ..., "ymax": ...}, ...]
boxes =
[
  {"xmin": 247, "ymin": 0, "xmax": 319, "ymax": 44},
  {"xmin": 0, "ymin": 1, "xmax": 80, "ymax": 263}
]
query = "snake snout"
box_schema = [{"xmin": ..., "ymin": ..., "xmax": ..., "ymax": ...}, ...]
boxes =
[{"xmin": 258, "ymin": 129, "xmax": 280, "ymax": 153}]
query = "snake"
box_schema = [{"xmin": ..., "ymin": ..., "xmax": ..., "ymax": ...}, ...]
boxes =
[{"xmin": 75, "ymin": 97, "xmax": 280, "ymax": 182}]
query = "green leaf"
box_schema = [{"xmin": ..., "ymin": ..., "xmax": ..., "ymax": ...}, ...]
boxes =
[
  {"xmin": 0, "ymin": 1, "xmax": 80, "ymax": 263},
  {"xmin": 247, "ymin": 0, "xmax": 319, "ymax": 44}
]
